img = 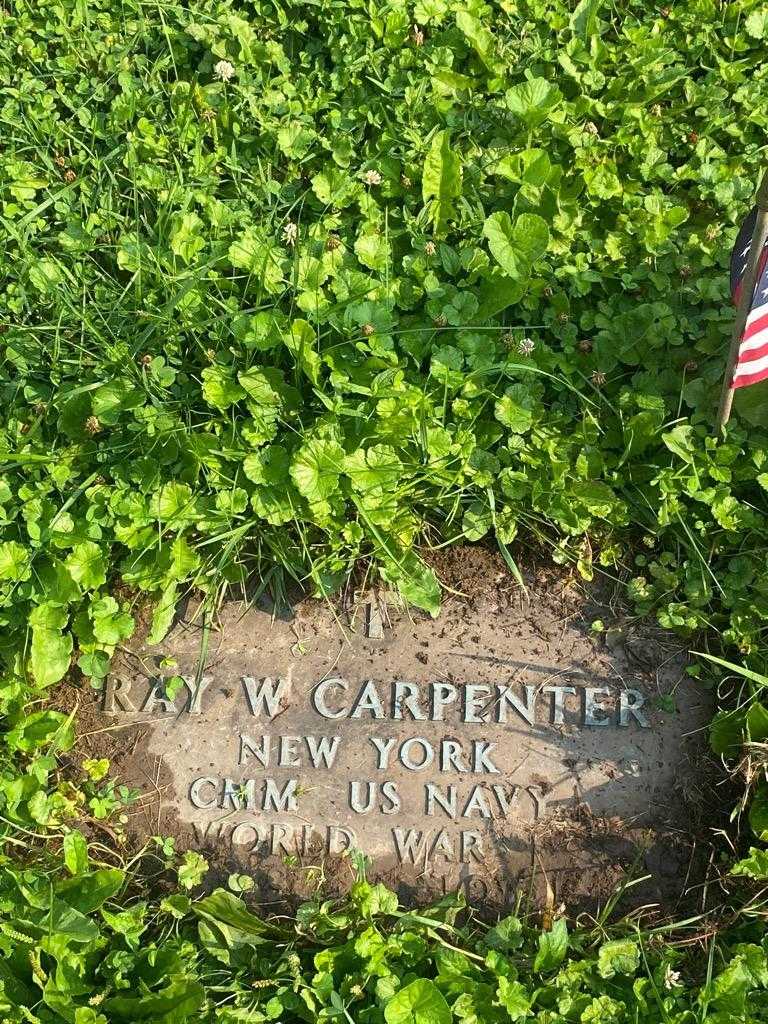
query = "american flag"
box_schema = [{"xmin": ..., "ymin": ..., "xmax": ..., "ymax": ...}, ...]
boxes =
[{"xmin": 730, "ymin": 206, "xmax": 768, "ymax": 389}]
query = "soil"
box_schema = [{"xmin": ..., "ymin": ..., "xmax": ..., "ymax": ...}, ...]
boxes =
[{"xmin": 53, "ymin": 543, "xmax": 728, "ymax": 922}]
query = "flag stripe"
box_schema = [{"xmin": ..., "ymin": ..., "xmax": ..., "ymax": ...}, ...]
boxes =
[
  {"xmin": 734, "ymin": 350, "xmax": 768, "ymax": 379},
  {"xmin": 733, "ymin": 365, "xmax": 768, "ymax": 388},
  {"xmin": 746, "ymin": 300, "xmax": 768, "ymax": 327},
  {"xmin": 741, "ymin": 322, "xmax": 768, "ymax": 351},
  {"xmin": 743, "ymin": 311, "xmax": 768, "ymax": 342},
  {"xmin": 740, "ymin": 336, "xmax": 768, "ymax": 361},
  {"xmin": 739, "ymin": 341, "xmax": 768, "ymax": 365}
]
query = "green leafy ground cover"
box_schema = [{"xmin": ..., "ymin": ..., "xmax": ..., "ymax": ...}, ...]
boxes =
[
  {"xmin": 4, "ymin": 0, "xmax": 768, "ymax": 1017},
  {"xmin": 3, "ymin": 848, "xmax": 768, "ymax": 1024}
]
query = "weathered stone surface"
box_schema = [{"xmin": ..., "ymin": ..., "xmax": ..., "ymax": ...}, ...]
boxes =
[{"xmin": 96, "ymin": 565, "xmax": 712, "ymax": 908}]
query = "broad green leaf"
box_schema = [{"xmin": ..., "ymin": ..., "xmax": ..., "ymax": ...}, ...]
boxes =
[
  {"xmin": 584, "ymin": 161, "xmax": 622, "ymax": 199},
  {"xmin": 463, "ymin": 500, "xmax": 492, "ymax": 541},
  {"xmin": 514, "ymin": 212, "xmax": 550, "ymax": 262},
  {"xmin": 101, "ymin": 903, "xmax": 148, "ymax": 947},
  {"xmin": 57, "ymin": 868, "xmax": 124, "ymax": 913},
  {"xmin": 201, "ymin": 366, "xmax": 245, "ymax": 410},
  {"xmin": 243, "ymin": 444, "xmax": 290, "ymax": 486},
  {"xmin": 746, "ymin": 10, "xmax": 768, "ymax": 37},
  {"xmin": 276, "ymin": 122, "xmax": 316, "ymax": 159},
  {"xmin": 76, "ymin": 641, "xmax": 109, "ymax": 679},
  {"xmin": 251, "ymin": 485, "xmax": 297, "ymax": 526},
  {"xmin": 384, "ymin": 979, "xmax": 451, "ymax": 1024},
  {"xmin": 237, "ymin": 368, "xmax": 283, "ymax": 407},
  {"xmin": 65, "ymin": 541, "xmax": 106, "ymax": 590},
  {"xmin": 506, "ymin": 78, "xmax": 562, "ymax": 127},
  {"xmin": 455, "ymin": 11, "xmax": 498, "ymax": 71},
  {"xmin": 350, "ymin": 880, "xmax": 398, "ymax": 917},
  {"xmin": 233, "ymin": 311, "xmax": 283, "ymax": 352},
  {"xmin": 29, "ymin": 258, "xmax": 63, "ymax": 293},
  {"xmin": 731, "ymin": 847, "xmax": 768, "ymax": 879},
  {"xmin": 430, "ymin": 344, "xmax": 463, "ymax": 386},
  {"xmin": 6, "ymin": 160, "xmax": 48, "ymax": 200},
  {"xmin": 483, "ymin": 213, "xmax": 524, "ymax": 278},
  {"xmin": 475, "ymin": 273, "xmax": 526, "ymax": 319},
  {"xmin": 283, "ymin": 319, "xmax": 321, "ymax": 384},
  {"xmin": 749, "ymin": 784, "xmax": 768, "ymax": 840},
  {"xmin": 597, "ymin": 939, "xmax": 640, "ymax": 978},
  {"xmin": 621, "ymin": 410, "xmax": 663, "ymax": 459},
  {"xmin": 570, "ymin": 0, "xmax": 604, "ymax": 39},
  {"xmin": 571, "ymin": 480, "xmax": 615, "ymax": 515},
  {"xmin": 496, "ymin": 977, "xmax": 532, "ymax": 1021},
  {"xmin": 444, "ymin": 290, "xmax": 477, "ymax": 325},
  {"xmin": 422, "ymin": 130, "xmax": 462, "ymax": 234},
  {"xmin": 150, "ymin": 482, "xmax": 194, "ymax": 522},
  {"xmin": 243, "ymin": 453, "xmax": 267, "ymax": 484},
  {"xmin": 170, "ymin": 211, "xmax": 205, "ymax": 263},
  {"xmin": 63, "ymin": 831, "xmax": 89, "ymax": 875},
  {"xmin": 161, "ymin": 894, "xmax": 192, "ymax": 919},
  {"xmin": 290, "ymin": 437, "xmax": 345, "ymax": 501},
  {"xmin": 483, "ymin": 212, "xmax": 549, "ymax": 279},
  {"xmin": 747, "ymin": 701, "xmax": 768, "ymax": 742},
  {"xmin": 5, "ymin": 709, "xmax": 74, "ymax": 752},
  {"xmin": 92, "ymin": 378, "xmax": 144, "ymax": 425},
  {"xmin": 534, "ymin": 918, "xmax": 569, "ymax": 971},
  {"xmin": 228, "ymin": 228, "xmax": 285, "ymax": 293},
  {"xmin": 296, "ymin": 252, "xmax": 330, "ymax": 291},
  {"xmin": 167, "ymin": 535, "xmax": 200, "ymax": 580},
  {"xmin": 0, "ymin": 541, "xmax": 31, "ymax": 582},
  {"xmin": 243, "ymin": 406, "xmax": 279, "ymax": 446},
  {"xmin": 194, "ymin": 889, "xmax": 277, "ymax": 936},
  {"xmin": 431, "ymin": 68, "xmax": 476, "ymax": 94},
  {"xmin": 710, "ymin": 709, "xmax": 745, "ymax": 756},
  {"xmin": 147, "ymin": 583, "xmax": 178, "ymax": 645},
  {"xmin": 344, "ymin": 445, "xmax": 403, "ymax": 492},
  {"xmin": 708, "ymin": 952, "xmax": 763, "ymax": 1016},
  {"xmin": 483, "ymin": 915, "xmax": 524, "ymax": 951},
  {"xmin": 662, "ymin": 425, "xmax": 696, "ymax": 464},
  {"xmin": 178, "ymin": 850, "xmax": 208, "ymax": 890},
  {"xmin": 495, "ymin": 384, "xmax": 536, "ymax": 433},
  {"xmin": 311, "ymin": 168, "xmax": 358, "ymax": 207},
  {"xmin": 90, "ymin": 596, "xmax": 134, "ymax": 646},
  {"xmin": 104, "ymin": 979, "xmax": 205, "ymax": 1021},
  {"xmin": 415, "ymin": 0, "xmax": 447, "ymax": 20},
  {"xmin": 380, "ymin": 548, "xmax": 441, "ymax": 617},
  {"xmin": 492, "ymin": 149, "xmax": 551, "ymax": 185},
  {"xmin": 43, "ymin": 900, "xmax": 99, "ymax": 944},
  {"xmin": 30, "ymin": 626, "xmax": 73, "ymax": 687},
  {"xmin": 116, "ymin": 234, "xmax": 149, "ymax": 272},
  {"xmin": 29, "ymin": 602, "xmax": 68, "ymax": 630},
  {"xmin": 354, "ymin": 228, "xmax": 391, "ymax": 272}
]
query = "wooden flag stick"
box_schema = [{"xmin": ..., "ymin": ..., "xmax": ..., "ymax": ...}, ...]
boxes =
[{"xmin": 716, "ymin": 168, "xmax": 768, "ymax": 431}]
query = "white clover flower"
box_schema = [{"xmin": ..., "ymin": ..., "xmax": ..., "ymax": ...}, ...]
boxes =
[
  {"xmin": 591, "ymin": 369, "xmax": 607, "ymax": 387},
  {"xmin": 518, "ymin": 336, "xmax": 535, "ymax": 356},
  {"xmin": 281, "ymin": 221, "xmax": 298, "ymax": 246},
  {"xmin": 664, "ymin": 965, "xmax": 682, "ymax": 990},
  {"xmin": 214, "ymin": 60, "xmax": 235, "ymax": 82},
  {"xmin": 412, "ymin": 24, "xmax": 425, "ymax": 45},
  {"xmin": 424, "ymin": 241, "xmax": 437, "ymax": 256},
  {"xmin": 363, "ymin": 169, "xmax": 382, "ymax": 186}
]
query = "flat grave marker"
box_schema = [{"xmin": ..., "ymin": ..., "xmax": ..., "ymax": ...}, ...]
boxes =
[{"xmin": 89, "ymin": 557, "xmax": 712, "ymax": 908}]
